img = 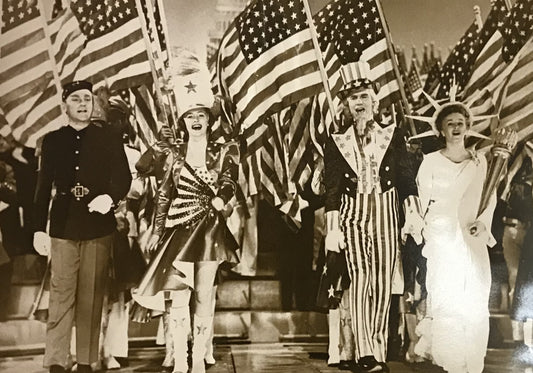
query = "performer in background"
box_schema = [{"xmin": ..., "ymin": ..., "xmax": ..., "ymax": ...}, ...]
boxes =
[
  {"xmin": 100, "ymin": 96, "xmax": 146, "ymax": 370},
  {"xmin": 132, "ymin": 71, "xmax": 239, "ymax": 373},
  {"xmin": 32, "ymin": 80, "xmax": 132, "ymax": 373},
  {"xmin": 323, "ymin": 61, "xmax": 417, "ymax": 372},
  {"xmin": 502, "ymin": 158, "xmax": 533, "ymax": 348},
  {"xmin": 413, "ymin": 103, "xmax": 496, "ymax": 373}
]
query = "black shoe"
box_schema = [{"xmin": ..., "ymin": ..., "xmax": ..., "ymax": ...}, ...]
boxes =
[
  {"xmin": 338, "ymin": 360, "xmax": 356, "ymax": 370},
  {"xmin": 114, "ymin": 356, "xmax": 129, "ymax": 367},
  {"xmin": 76, "ymin": 364, "xmax": 92, "ymax": 373},
  {"xmin": 49, "ymin": 365, "xmax": 67, "ymax": 373},
  {"xmin": 359, "ymin": 356, "xmax": 389, "ymax": 372}
]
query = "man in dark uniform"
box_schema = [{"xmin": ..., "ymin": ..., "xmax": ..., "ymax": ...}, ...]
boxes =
[
  {"xmin": 33, "ymin": 80, "xmax": 132, "ymax": 373},
  {"xmin": 324, "ymin": 61, "xmax": 417, "ymax": 372}
]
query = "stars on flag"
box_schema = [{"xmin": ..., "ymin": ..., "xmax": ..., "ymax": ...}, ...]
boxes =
[
  {"xmin": 315, "ymin": 0, "xmax": 383, "ymax": 63},
  {"xmin": 236, "ymin": 0, "xmax": 308, "ymax": 63}
]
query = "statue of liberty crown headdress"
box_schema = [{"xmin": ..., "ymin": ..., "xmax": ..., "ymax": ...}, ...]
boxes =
[{"xmin": 407, "ymin": 78, "xmax": 497, "ymax": 141}]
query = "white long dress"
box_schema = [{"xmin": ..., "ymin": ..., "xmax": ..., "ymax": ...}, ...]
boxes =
[{"xmin": 415, "ymin": 151, "xmax": 495, "ymax": 373}]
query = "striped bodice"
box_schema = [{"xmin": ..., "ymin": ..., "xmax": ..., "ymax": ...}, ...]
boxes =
[{"xmin": 165, "ymin": 163, "xmax": 217, "ymax": 228}]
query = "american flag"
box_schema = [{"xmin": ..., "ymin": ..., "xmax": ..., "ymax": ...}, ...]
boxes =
[
  {"xmin": 421, "ymin": 59, "xmax": 441, "ymax": 96},
  {"xmin": 501, "ymin": 0, "xmax": 533, "ymax": 63},
  {"xmin": 216, "ymin": 0, "xmax": 323, "ymax": 134},
  {"xmin": 288, "ymin": 0, "xmax": 401, "ymax": 157},
  {"xmin": 462, "ymin": 0, "xmax": 509, "ymax": 98},
  {"xmin": 49, "ymin": 0, "xmax": 152, "ymax": 91},
  {"xmin": 0, "ymin": 0, "xmax": 64, "ymax": 147},
  {"xmin": 499, "ymin": 37, "xmax": 533, "ymax": 143},
  {"xmin": 461, "ymin": 0, "xmax": 531, "ymax": 143},
  {"xmin": 315, "ymin": 0, "xmax": 400, "ymax": 108},
  {"xmin": 139, "ymin": 0, "xmax": 167, "ymax": 79},
  {"xmin": 131, "ymin": 85, "xmax": 159, "ymax": 152},
  {"xmin": 435, "ymin": 21, "xmax": 482, "ymax": 98},
  {"xmin": 407, "ymin": 58, "xmax": 423, "ymax": 102}
]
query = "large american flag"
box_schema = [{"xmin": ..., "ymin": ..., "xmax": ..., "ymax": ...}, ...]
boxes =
[
  {"xmin": 6, "ymin": 0, "xmax": 155, "ymax": 148},
  {"xmin": 499, "ymin": 37, "xmax": 533, "ymax": 142},
  {"xmin": 435, "ymin": 21, "xmax": 484, "ymax": 99},
  {"xmin": 315, "ymin": 0, "xmax": 400, "ymax": 108},
  {"xmin": 62, "ymin": 0, "xmax": 152, "ymax": 90},
  {"xmin": 0, "ymin": 0, "xmax": 63, "ymax": 147},
  {"xmin": 308, "ymin": 0, "xmax": 401, "ymax": 141},
  {"xmin": 461, "ymin": 0, "xmax": 532, "ymax": 143},
  {"xmin": 461, "ymin": 0, "xmax": 509, "ymax": 98},
  {"xmin": 216, "ymin": 0, "xmax": 323, "ymax": 135}
]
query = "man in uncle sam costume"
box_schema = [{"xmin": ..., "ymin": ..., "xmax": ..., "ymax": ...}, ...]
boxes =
[{"xmin": 323, "ymin": 61, "xmax": 418, "ymax": 372}]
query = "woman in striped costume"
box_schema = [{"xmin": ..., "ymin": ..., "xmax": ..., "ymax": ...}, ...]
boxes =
[{"xmin": 132, "ymin": 76, "xmax": 239, "ymax": 373}]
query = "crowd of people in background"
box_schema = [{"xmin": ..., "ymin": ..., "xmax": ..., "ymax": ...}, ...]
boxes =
[{"xmin": 0, "ymin": 50, "xmax": 531, "ymax": 373}]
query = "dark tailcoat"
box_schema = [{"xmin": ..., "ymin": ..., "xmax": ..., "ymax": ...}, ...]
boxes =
[{"xmin": 324, "ymin": 123, "xmax": 418, "ymax": 222}]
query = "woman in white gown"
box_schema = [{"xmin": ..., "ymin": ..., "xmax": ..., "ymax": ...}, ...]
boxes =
[{"xmin": 414, "ymin": 103, "xmax": 496, "ymax": 373}]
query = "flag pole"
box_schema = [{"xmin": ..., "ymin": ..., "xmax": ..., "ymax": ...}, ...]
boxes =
[
  {"xmin": 36, "ymin": 0, "xmax": 66, "ymax": 118},
  {"xmin": 143, "ymin": 0, "xmax": 179, "ymax": 131},
  {"xmin": 302, "ymin": 0, "xmax": 337, "ymax": 135},
  {"xmin": 154, "ymin": 0, "xmax": 181, "ymax": 137},
  {"xmin": 155, "ymin": 0, "xmax": 173, "ymax": 66},
  {"xmin": 134, "ymin": 0, "xmax": 172, "ymax": 133},
  {"xmin": 374, "ymin": 0, "xmax": 417, "ymax": 135}
]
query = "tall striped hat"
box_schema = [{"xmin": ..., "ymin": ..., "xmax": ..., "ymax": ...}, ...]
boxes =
[{"xmin": 338, "ymin": 61, "xmax": 380, "ymax": 97}]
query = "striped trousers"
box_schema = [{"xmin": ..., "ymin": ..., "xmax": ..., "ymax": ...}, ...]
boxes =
[{"xmin": 340, "ymin": 189, "xmax": 399, "ymax": 362}]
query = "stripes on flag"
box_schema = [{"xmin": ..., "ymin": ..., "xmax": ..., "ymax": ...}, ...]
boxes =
[
  {"xmin": 131, "ymin": 85, "xmax": 160, "ymax": 152},
  {"xmin": 315, "ymin": 0, "xmax": 400, "ymax": 110},
  {"xmin": 51, "ymin": 0, "xmax": 152, "ymax": 91},
  {"xmin": 407, "ymin": 59, "xmax": 423, "ymax": 102},
  {"xmin": 499, "ymin": 37, "xmax": 533, "ymax": 143},
  {"xmin": 216, "ymin": 0, "xmax": 323, "ymax": 133},
  {"xmin": 462, "ymin": 0, "xmax": 509, "ymax": 98},
  {"xmin": 0, "ymin": 0, "xmax": 64, "ymax": 147}
]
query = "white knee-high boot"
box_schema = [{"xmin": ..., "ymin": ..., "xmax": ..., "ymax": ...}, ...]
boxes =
[
  {"xmin": 169, "ymin": 306, "xmax": 191, "ymax": 373},
  {"xmin": 162, "ymin": 307, "xmax": 174, "ymax": 370},
  {"xmin": 204, "ymin": 286, "xmax": 217, "ymax": 365},
  {"xmin": 191, "ymin": 315, "xmax": 212, "ymax": 373}
]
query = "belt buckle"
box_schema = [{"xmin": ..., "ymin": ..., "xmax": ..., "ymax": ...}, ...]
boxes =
[{"xmin": 71, "ymin": 185, "xmax": 89, "ymax": 198}]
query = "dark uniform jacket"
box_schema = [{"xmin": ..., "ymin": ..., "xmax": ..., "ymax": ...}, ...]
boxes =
[
  {"xmin": 33, "ymin": 123, "xmax": 132, "ymax": 240},
  {"xmin": 324, "ymin": 123, "xmax": 417, "ymax": 222}
]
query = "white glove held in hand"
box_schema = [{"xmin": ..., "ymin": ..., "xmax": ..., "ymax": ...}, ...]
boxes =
[
  {"xmin": 325, "ymin": 229, "xmax": 345, "ymax": 253},
  {"xmin": 33, "ymin": 231, "xmax": 51, "ymax": 256},
  {"xmin": 88, "ymin": 194, "xmax": 114, "ymax": 214},
  {"xmin": 211, "ymin": 196, "xmax": 225, "ymax": 212}
]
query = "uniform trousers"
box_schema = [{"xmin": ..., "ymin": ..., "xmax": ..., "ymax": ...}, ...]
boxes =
[
  {"xmin": 44, "ymin": 235, "xmax": 111, "ymax": 367},
  {"xmin": 340, "ymin": 190, "xmax": 398, "ymax": 362}
]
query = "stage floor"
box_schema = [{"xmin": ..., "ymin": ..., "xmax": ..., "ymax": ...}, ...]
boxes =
[{"xmin": 0, "ymin": 343, "xmax": 530, "ymax": 373}]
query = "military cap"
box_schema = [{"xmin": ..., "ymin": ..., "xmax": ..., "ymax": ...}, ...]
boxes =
[{"xmin": 62, "ymin": 80, "xmax": 93, "ymax": 101}]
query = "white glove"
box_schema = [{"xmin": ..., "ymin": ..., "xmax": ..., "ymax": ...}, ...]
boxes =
[
  {"xmin": 401, "ymin": 210, "xmax": 425, "ymax": 245},
  {"xmin": 88, "ymin": 194, "xmax": 114, "ymax": 214},
  {"xmin": 325, "ymin": 229, "xmax": 345, "ymax": 253},
  {"xmin": 33, "ymin": 231, "xmax": 51, "ymax": 256},
  {"xmin": 211, "ymin": 196, "xmax": 225, "ymax": 212},
  {"xmin": 146, "ymin": 234, "xmax": 160, "ymax": 255}
]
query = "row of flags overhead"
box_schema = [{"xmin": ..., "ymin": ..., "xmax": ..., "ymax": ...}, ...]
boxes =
[{"xmin": 0, "ymin": 0, "xmax": 532, "ymax": 227}]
